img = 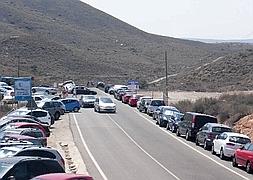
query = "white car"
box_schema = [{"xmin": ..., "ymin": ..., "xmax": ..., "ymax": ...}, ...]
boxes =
[
  {"xmin": 137, "ymin": 96, "xmax": 152, "ymax": 109},
  {"xmin": 108, "ymin": 85, "xmax": 128, "ymax": 95},
  {"xmin": 94, "ymin": 97, "xmax": 116, "ymax": 113},
  {"xmin": 32, "ymin": 87, "xmax": 57, "ymax": 95},
  {"xmin": 0, "ymin": 82, "xmax": 8, "ymax": 87},
  {"xmin": 212, "ymin": 132, "xmax": 251, "ymax": 159},
  {"xmin": 0, "ymin": 146, "xmax": 65, "ymax": 170},
  {"xmin": 7, "ymin": 108, "xmax": 52, "ymax": 126}
]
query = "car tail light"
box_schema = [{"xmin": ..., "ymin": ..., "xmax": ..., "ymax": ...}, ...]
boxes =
[
  {"xmin": 191, "ymin": 116, "xmax": 196, "ymax": 128},
  {"xmin": 226, "ymin": 142, "xmax": 235, "ymax": 146}
]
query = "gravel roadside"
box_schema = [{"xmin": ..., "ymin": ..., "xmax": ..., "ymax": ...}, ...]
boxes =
[{"xmin": 48, "ymin": 113, "xmax": 88, "ymax": 174}]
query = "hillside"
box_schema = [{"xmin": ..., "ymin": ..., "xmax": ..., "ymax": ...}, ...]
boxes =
[{"xmin": 0, "ymin": 0, "xmax": 252, "ymax": 90}]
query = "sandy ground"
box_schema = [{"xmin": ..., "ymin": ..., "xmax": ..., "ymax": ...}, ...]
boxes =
[{"xmin": 48, "ymin": 113, "xmax": 88, "ymax": 174}]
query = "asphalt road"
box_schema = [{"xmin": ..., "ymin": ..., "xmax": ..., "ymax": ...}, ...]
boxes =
[{"xmin": 70, "ymin": 89, "xmax": 253, "ymax": 180}]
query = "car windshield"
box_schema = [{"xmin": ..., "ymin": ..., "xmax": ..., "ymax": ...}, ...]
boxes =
[
  {"xmin": 229, "ymin": 136, "xmax": 251, "ymax": 144},
  {"xmin": 0, "ymin": 163, "xmax": 11, "ymax": 176},
  {"xmin": 0, "ymin": 149, "xmax": 17, "ymax": 158},
  {"xmin": 212, "ymin": 127, "xmax": 232, "ymax": 133},
  {"xmin": 84, "ymin": 96, "xmax": 95, "ymax": 100},
  {"xmin": 100, "ymin": 98, "xmax": 113, "ymax": 103}
]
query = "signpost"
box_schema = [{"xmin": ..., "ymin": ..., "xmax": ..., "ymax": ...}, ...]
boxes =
[
  {"xmin": 127, "ymin": 80, "xmax": 139, "ymax": 91},
  {"xmin": 14, "ymin": 77, "xmax": 32, "ymax": 101}
]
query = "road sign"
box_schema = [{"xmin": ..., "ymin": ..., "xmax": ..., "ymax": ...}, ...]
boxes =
[
  {"xmin": 14, "ymin": 77, "xmax": 32, "ymax": 101},
  {"xmin": 127, "ymin": 80, "xmax": 139, "ymax": 90}
]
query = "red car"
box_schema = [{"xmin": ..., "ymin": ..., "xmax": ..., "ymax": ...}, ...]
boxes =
[
  {"xmin": 232, "ymin": 143, "xmax": 253, "ymax": 173},
  {"xmin": 128, "ymin": 94, "xmax": 143, "ymax": 107},
  {"xmin": 7, "ymin": 122, "xmax": 49, "ymax": 137},
  {"xmin": 32, "ymin": 173, "xmax": 94, "ymax": 180},
  {"xmin": 122, "ymin": 94, "xmax": 132, "ymax": 104}
]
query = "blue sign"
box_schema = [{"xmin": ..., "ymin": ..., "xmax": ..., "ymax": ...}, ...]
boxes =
[
  {"xmin": 14, "ymin": 77, "xmax": 32, "ymax": 101},
  {"xmin": 127, "ymin": 80, "xmax": 139, "ymax": 90}
]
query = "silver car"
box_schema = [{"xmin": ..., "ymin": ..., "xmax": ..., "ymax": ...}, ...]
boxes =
[{"xmin": 94, "ymin": 97, "xmax": 116, "ymax": 113}]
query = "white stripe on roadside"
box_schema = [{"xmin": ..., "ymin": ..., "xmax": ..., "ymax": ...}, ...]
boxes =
[
  {"xmin": 133, "ymin": 110, "xmax": 250, "ymax": 180},
  {"xmin": 73, "ymin": 114, "xmax": 108, "ymax": 180},
  {"xmin": 107, "ymin": 114, "xmax": 181, "ymax": 180}
]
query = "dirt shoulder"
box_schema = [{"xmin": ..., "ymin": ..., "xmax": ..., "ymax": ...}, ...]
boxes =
[{"xmin": 48, "ymin": 113, "xmax": 88, "ymax": 174}]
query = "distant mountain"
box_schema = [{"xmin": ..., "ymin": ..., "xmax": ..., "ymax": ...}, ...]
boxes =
[
  {"xmin": 187, "ymin": 38, "xmax": 253, "ymax": 44},
  {"xmin": 0, "ymin": 0, "xmax": 252, "ymax": 91}
]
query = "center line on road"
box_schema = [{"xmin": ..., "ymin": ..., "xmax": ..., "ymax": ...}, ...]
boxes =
[
  {"xmin": 106, "ymin": 114, "xmax": 181, "ymax": 180},
  {"xmin": 133, "ymin": 110, "xmax": 250, "ymax": 180},
  {"xmin": 73, "ymin": 114, "xmax": 108, "ymax": 180}
]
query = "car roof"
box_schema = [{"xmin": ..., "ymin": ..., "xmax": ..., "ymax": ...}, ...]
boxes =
[
  {"xmin": 206, "ymin": 123, "xmax": 231, "ymax": 128},
  {"xmin": 34, "ymin": 173, "xmax": 92, "ymax": 179},
  {"xmin": 222, "ymin": 132, "xmax": 250, "ymax": 138},
  {"xmin": 1, "ymin": 146, "xmax": 54, "ymax": 152},
  {"xmin": 5, "ymin": 134, "xmax": 37, "ymax": 140},
  {"xmin": 186, "ymin": 112, "xmax": 216, "ymax": 118},
  {"xmin": 0, "ymin": 156, "xmax": 52, "ymax": 165}
]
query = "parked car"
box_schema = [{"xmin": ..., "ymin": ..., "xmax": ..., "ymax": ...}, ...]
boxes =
[
  {"xmin": 108, "ymin": 85, "xmax": 128, "ymax": 95},
  {"xmin": 0, "ymin": 140, "xmax": 35, "ymax": 148},
  {"xmin": 63, "ymin": 80, "xmax": 75, "ymax": 93},
  {"xmin": 2, "ymin": 128, "xmax": 47, "ymax": 146},
  {"xmin": 32, "ymin": 87, "xmax": 57, "ymax": 95},
  {"xmin": 37, "ymin": 100, "xmax": 65, "ymax": 120},
  {"xmin": 79, "ymin": 95, "xmax": 96, "ymax": 108},
  {"xmin": 104, "ymin": 84, "xmax": 113, "ymax": 93},
  {"xmin": 137, "ymin": 96, "xmax": 152, "ymax": 110},
  {"xmin": 1, "ymin": 134, "xmax": 43, "ymax": 146},
  {"xmin": 0, "ymin": 146, "xmax": 65, "ymax": 170},
  {"xmin": 128, "ymin": 94, "xmax": 143, "ymax": 107},
  {"xmin": 96, "ymin": 81, "xmax": 105, "ymax": 89},
  {"xmin": 2, "ymin": 122, "xmax": 49, "ymax": 137},
  {"xmin": 0, "ymin": 156, "xmax": 65, "ymax": 180},
  {"xmin": 32, "ymin": 173, "xmax": 94, "ymax": 180},
  {"xmin": 7, "ymin": 108, "xmax": 52, "ymax": 126},
  {"xmin": 114, "ymin": 89, "xmax": 131, "ymax": 101},
  {"xmin": 156, "ymin": 106, "xmax": 180, "ymax": 127},
  {"xmin": 212, "ymin": 132, "xmax": 251, "ymax": 160},
  {"xmin": 72, "ymin": 86, "xmax": 97, "ymax": 95},
  {"xmin": 195, "ymin": 123, "xmax": 232, "ymax": 150},
  {"xmin": 146, "ymin": 99, "xmax": 165, "ymax": 116},
  {"xmin": 232, "ymin": 143, "xmax": 253, "ymax": 173},
  {"xmin": 166, "ymin": 112, "xmax": 184, "ymax": 133},
  {"xmin": 176, "ymin": 112, "xmax": 218, "ymax": 141},
  {"xmin": 138, "ymin": 98, "xmax": 152, "ymax": 113},
  {"xmin": 94, "ymin": 97, "xmax": 116, "ymax": 113},
  {"xmin": 122, "ymin": 93, "xmax": 133, "ymax": 104},
  {"xmin": 61, "ymin": 98, "xmax": 81, "ymax": 112},
  {"xmin": 0, "ymin": 116, "xmax": 50, "ymax": 137}
]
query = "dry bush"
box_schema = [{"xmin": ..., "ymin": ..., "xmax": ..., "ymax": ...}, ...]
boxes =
[{"xmin": 0, "ymin": 104, "xmax": 13, "ymax": 118}]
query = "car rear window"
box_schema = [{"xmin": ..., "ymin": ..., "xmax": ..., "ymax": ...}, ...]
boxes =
[
  {"xmin": 17, "ymin": 150, "xmax": 56, "ymax": 159},
  {"xmin": 212, "ymin": 127, "xmax": 232, "ymax": 133},
  {"xmin": 229, "ymin": 136, "xmax": 251, "ymax": 144},
  {"xmin": 195, "ymin": 115, "xmax": 217, "ymax": 129},
  {"xmin": 100, "ymin": 98, "xmax": 113, "ymax": 103}
]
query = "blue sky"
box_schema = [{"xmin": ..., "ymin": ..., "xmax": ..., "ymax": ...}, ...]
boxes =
[{"xmin": 80, "ymin": 0, "xmax": 253, "ymax": 40}]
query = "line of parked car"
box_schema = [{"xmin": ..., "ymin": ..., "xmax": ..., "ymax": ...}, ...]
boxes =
[
  {"xmin": 102, "ymin": 84, "xmax": 253, "ymax": 174},
  {"xmin": 0, "ymin": 80, "xmax": 94, "ymax": 180}
]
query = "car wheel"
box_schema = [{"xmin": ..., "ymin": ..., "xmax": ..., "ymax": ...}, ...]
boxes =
[
  {"xmin": 220, "ymin": 149, "xmax": 225, "ymax": 160},
  {"xmin": 203, "ymin": 140, "xmax": 209, "ymax": 150},
  {"xmin": 186, "ymin": 131, "xmax": 190, "ymax": 141},
  {"xmin": 73, "ymin": 107, "xmax": 79, "ymax": 112},
  {"xmin": 232, "ymin": 156, "xmax": 238, "ymax": 167},
  {"xmin": 211, "ymin": 145, "xmax": 216, "ymax": 155},
  {"xmin": 159, "ymin": 120, "xmax": 163, "ymax": 127},
  {"xmin": 195, "ymin": 138, "xmax": 199, "ymax": 146},
  {"xmin": 54, "ymin": 112, "xmax": 60, "ymax": 120},
  {"xmin": 171, "ymin": 126, "xmax": 176, "ymax": 133},
  {"xmin": 246, "ymin": 161, "xmax": 252, "ymax": 174},
  {"xmin": 176, "ymin": 129, "xmax": 181, "ymax": 137},
  {"xmin": 166, "ymin": 123, "xmax": 170, "ymax": 130}
]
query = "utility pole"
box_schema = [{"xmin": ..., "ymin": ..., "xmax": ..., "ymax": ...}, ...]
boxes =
[
  {"xmin": 165, "ymin": 51, "xmax": 168, "ymax": 105},
  {"xmin": 17, "ymin": 56, "xmax": 20, "ymax": 77}
]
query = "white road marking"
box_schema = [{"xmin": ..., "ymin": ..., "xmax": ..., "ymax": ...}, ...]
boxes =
[
  {"xmin": 73, "ymin": 114, "xmax": 108, "ymax": 180},
  {"xmin": 133, "ymin": 110, "xmax": 250, "ymax": 180},
  {"xmin": 106, "ymin": 114, "xmax": 181, "ymax": 180}
]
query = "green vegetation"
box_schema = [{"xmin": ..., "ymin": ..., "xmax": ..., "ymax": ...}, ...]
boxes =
[{"xmin": 173, "ymin": 94, "xmax": 253, "ymax": 126}]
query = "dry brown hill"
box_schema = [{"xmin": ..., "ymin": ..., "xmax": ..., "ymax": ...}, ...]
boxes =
[{"xmin": 0, "ymin": 0, "xmax": 252, "ymax": 89}]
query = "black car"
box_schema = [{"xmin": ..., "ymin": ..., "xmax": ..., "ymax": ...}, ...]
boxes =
[
  {"xmin": 176, "ymin": 112, "xmax": 218, "ymax": 141},
  {"xmin": 138, "ymin": 98, "xmax": 152, "ymax": 113},
  {"xmin": 72, "ymin": 86, "xmax": 97, "ymax": 95},
  {"xmin": 104, "ymin": 84, "xmax": 113, "ymax": 93},
  {"xmin": 156, "ymin": 106, "xmax": 180, "ymax": 127},
  {"xmin": 0, "ymin": 156, "xmax": 64, "ymax": 180},
  {"xmin": 195, "ymin": 123, "xmax": 232, "ymax": 150},
  {"xmin": 166, "ymin": 112, "xmax": 184, "ymax": 133}
]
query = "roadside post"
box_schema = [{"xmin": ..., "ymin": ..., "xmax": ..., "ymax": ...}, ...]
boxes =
[{"xmin": 14, "ymin": 77, "xmax": 32, "ymax": 111}]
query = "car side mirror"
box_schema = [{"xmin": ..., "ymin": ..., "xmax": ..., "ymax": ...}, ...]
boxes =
[{"xmin": 215, "ymin": 135, "xmax": 219, "ymax": 139}]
